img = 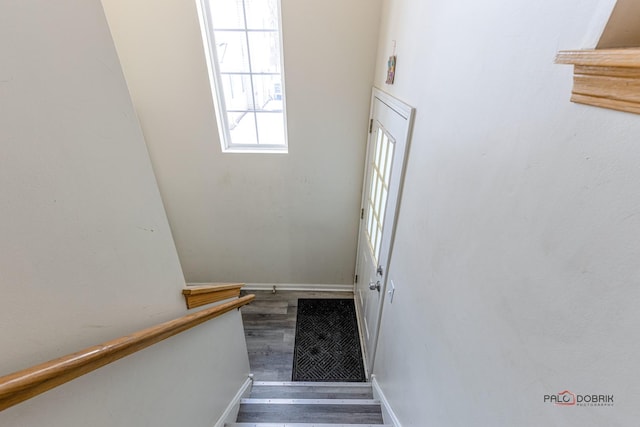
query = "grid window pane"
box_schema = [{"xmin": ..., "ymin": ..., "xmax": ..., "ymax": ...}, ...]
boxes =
[
  {"xmin": 251, "ymin": 74, "xmax": 282, "ymax": 111},
  {"xmin": 248, "ymin": 31, "xmax": 281, "ymax": 73},
  {"xmin": 214, "ymin": 31, "xmax": 250, "ymax": 73},
  {"xmin": 244, "ymin": 0, "xmax": 279, "ymax": 29},
  {"xmin": 256, "ymin": 112, "xmax": 284, "ymax": 145},
  {"xmin": 229, "ymin": 112, "xmax": 258, "ymax": 145},
  {"xmin": 203, "ymin": 0, "xmax": 287, "ymax": 150},
  {"xmin": 209, "ymin": 0, "xmax": 245, "ymax": 29},
  {"xmin": 221, "ymin": 74, "xmax": 252, "ymax": 110}
]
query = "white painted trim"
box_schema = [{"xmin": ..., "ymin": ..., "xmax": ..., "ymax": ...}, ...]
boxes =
[
  {"xmin": 187, "ymin": 282, "xmax": 353, "ymax": 292},
  {"xmin": 213, "ymin": 375, "xmax": 253, "ymax": 427},
  {"xmin": 187, "ymin": 283, "xmax": 353, "ymax": 292},
  {"xmin": 355, "ymin": 88, "xmax": 415, "ymax": 374},
  {"xmin": 242, "ymin": 283, "xmax": 354, "ymax": 292},
  {"xmin": 372, "ymin": 87, "xmax": 413, "ymax": 120},
  {"xmin": 353, "ymin": 294, "xmax": 371, "ymax": 380},
  {"xmin": 197, "ymin": 0, "xmax": 288, "ymax": 153},
  {"xmin": 371, "ymin": 375, "xmax": 402, "ymax": 427}
]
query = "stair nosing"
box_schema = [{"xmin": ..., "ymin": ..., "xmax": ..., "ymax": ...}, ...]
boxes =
[
  {"xmin": 252, "ymin": 381, "xmax": 372, "ymax": 387},
  {"xmin": 240, "ymin": 398, "xmax": 380, "ymax": 405},
  {"xmin": 227, "ymin": 424, "xmax": 392, "ymax": 427}
]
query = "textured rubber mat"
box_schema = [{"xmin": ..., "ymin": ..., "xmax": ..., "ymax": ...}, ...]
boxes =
[{"xmin": 292, "ymin": 299, "xmax": 366, "ymax": 382}]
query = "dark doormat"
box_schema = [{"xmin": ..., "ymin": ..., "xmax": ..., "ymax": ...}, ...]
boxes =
[{"xmin": 292, "ymin": 298, "xmax": 366, "ymax": 382}]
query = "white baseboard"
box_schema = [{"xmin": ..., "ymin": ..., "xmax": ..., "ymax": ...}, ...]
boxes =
[
  {"xmin": 186, "ymin": 282, "xmax": 354, "ymax": 293},
  {"xmin": 371, "ymin": 375, "xmax": 402, "ymax": 427},
  {"xmin": 243, "ymin": 283, "xmax": 354, "ymax": 292},
  {"xmin": 213, "ymin": 375, "xmax": 253, "ymax": 427}
]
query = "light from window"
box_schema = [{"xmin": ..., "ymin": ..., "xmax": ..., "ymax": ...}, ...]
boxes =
[{"xmin": 198, "ymin": 0, "xmax": 287, "ymax": 152}]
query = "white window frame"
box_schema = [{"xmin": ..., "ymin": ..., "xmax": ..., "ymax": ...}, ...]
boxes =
[{"xmin": 196, "ymin": 0, "xmax": 288, "ymax": 153}]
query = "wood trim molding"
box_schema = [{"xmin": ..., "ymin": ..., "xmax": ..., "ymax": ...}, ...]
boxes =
[
  {"xmin": 0, "ymin": 294, "xmax": 255, "ymax": 412},
  {"xmin": 556, "ymin": 48, "xmax": 640, "ymax": 114},
  {"xmin": 556, "ymin": 48, "xmax": 640, "ymax": 67},
  {"xmin": 182, "ymin": 283, "xmax": 244, "ymax": 309}
]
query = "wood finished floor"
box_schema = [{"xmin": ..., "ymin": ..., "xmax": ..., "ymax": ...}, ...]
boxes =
[{"xmin": 240, "ymin": 290, "xmax": 353, "ymax": 381}]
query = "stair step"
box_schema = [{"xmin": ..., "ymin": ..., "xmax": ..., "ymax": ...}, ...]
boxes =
[
  {"xmin": 250, "ymin": 381, "xmax": 373, "ymax": 399},
  {"xmin": 227, "ymin": 424, "xmax": 393, "ymax": 427},
  {"xmin": 236, "ymin": 399, "xmax": 384, "ymax": 424}
]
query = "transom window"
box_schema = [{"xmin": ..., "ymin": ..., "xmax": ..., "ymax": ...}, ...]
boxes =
[{"xmin": 198, "ymin": 0, "xmax": 287, "ymax": 152}]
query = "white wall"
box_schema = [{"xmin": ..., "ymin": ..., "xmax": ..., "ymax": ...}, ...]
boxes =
[
  {"xmin": 0, "ymin": 1, "xmax": 249, "ymax": 425},
  {"xmin": 101, "ymin": 0, "xmax": 382, "ymax": 285},
  {"xmin": 371, "ymin": 0, "xmax": 640, "ymax": 426}
]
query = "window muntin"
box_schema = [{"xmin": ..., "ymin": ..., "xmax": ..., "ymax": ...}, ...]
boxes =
[{"xmin": 200, "ymin": 0, "xmax": 287, "ymax": 152}]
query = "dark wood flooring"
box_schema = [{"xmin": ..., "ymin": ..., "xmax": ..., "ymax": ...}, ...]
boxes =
[{"xmin": 240, "ymin": 290, "xmax": 352, "ymax": 381}]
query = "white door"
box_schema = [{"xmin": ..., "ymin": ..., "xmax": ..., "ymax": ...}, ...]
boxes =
[{"xmin": 355, "ymin": 88, "xmax": 414, "ymax": 374}]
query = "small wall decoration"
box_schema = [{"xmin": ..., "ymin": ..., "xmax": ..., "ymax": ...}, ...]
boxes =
[{"xmin": 386, "ymin": 55, "xmax": 396, "ymax": 85}]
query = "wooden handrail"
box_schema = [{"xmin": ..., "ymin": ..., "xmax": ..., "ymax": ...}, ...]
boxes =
[{"xmin": 0, "ymin": 294, "xmax": 255, "ymax": 411}]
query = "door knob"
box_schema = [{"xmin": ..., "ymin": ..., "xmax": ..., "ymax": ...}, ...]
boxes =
[{"xmin": 369, "ymin": 281, "xmax": 381, "ymax": 292}]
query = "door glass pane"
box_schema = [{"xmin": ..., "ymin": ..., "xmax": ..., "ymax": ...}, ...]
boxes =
[
  {"xmin": 375, "ymin": 131, "xmax": 382, "ymax": 166},
  {"xmin": 379, "ymin": 137, "xmax": 388, "ymax": 176},
  {"xmin": 380, "ymin": 187, "xmax": 388, "ymax": 221},
  {"xmin": 384, "ymin": 139, "xmax": 394, "ymax": 184},
  {"xmin": 372, "ymin": 224, "xmax": 379, "ymax": 255},
  {"xmin": 374, "ymin": 225, "xmax": 382, "ymax": 260},
  {"xmin": 369, "ymin": 174, "xmax": 378, "ymax": 211},
  {"xmin": 375, "ymin": 177, "xmax": 383, "ymax": 214}
]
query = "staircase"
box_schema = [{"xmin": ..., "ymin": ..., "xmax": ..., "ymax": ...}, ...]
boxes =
[{"xmin": 227, "ymin": 381, "xmax": 392, "ymax": 426}]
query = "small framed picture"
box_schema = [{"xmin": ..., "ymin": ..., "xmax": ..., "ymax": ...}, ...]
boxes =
[{"xmin": 386, "ymin": 55, "xmax": 396, "ymax": 85}]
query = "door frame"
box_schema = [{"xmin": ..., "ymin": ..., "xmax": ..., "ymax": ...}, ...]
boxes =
[{"xmin": 354, "ymin": 87, "xmax": 415, "ymax": 375}]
